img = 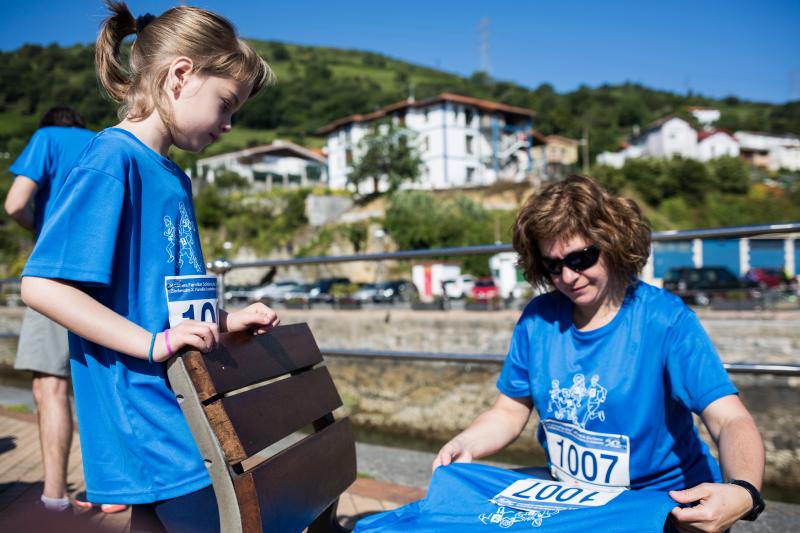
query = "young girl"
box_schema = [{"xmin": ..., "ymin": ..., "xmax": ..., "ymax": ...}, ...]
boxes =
[{"xmin": 21, "ymin": 2, "xmax": 278, "ymax": 531}]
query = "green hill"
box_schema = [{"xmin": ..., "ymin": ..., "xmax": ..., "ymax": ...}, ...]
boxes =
[{"xmin": 1, "ymin": 39, "xmax": 799, "ymax": 163}]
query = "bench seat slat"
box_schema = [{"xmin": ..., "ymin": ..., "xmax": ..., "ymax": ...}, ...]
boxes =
[
  {"xmin": 234, "ymin": 418, "xmax": 356, "ymax": 533},
  {"xmin": 183, "ymin": 323, "xmax": 324, "ymax": 401},
  {"xmin": 207, "ymin": 366, "xmax": 343, "ymax": 464}
]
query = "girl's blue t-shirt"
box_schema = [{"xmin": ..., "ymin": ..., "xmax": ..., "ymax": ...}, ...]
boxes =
[
  {"xmin": 497, "ymin": 281, "xmax": 737, "ymax": 492},
  {"xmin": 10, "ymin": 126, "xmax": 95, "ymax": 237},
  {"xmin": 22, "ymin": 128, "xmax": 211, "ymax": 503}
]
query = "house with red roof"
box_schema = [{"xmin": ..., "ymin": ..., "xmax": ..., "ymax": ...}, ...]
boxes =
[
  {"xmin": 316, "ymin": 93, "xmax": 535, "ymax": 192},
  {"xmin": 697, "ymin": 129, "xmax": 740, "ymax": 161}
]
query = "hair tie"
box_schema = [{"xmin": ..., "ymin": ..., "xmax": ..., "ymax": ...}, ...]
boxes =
[{"xmin": 136, "ymin": 13, "xmax": 156, "ymax": 34}]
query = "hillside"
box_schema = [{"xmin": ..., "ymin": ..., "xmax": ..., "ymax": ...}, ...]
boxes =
[{"xmin": 1, "ymin": 39, "xmax": 799, "ymax": 164}]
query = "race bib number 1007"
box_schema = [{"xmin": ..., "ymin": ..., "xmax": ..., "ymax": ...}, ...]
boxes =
[
  {"xmin": 542, "ymin": 419, "xmax": 631, "ymax": 489},
  {"xmin": 165, "ymin": 275, "xmax": 218, "ymax": 328}
]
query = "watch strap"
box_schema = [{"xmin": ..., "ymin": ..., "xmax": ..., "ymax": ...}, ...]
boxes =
[{"xmin": 729, "ymin": 479, "xmax": 765, "ymax": 521}]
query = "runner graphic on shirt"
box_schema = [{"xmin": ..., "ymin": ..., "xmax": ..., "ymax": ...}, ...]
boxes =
[
  {"xmin": 478, "ymin": 506, "xmax": 557, "ymax": 529},
  {"xmin": 163, "ymin": 216, "xmax": 176, "ymax": 263},
  {"xmin": 547, "ymin": 373, "xmax": 607, "ymax": 429},
  {"xmin": 163, "ymin": 203, "xmax": 202, "ymax": 272},
  {"xmin": 582, "ymin": 374, "xmax": 607, "ymax": 426},
  {"xmin": 177, "ymin": 203, "xmax": 201, "ymax": 272}
]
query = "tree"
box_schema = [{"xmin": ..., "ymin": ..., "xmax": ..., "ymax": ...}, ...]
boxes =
[
  {"xmin": 710, "ymin": 156, "xmax": 750, "ymax": 195},
  {"xmin": 348, "ymin": 123, "xmax": 423, "ymax": 194}
]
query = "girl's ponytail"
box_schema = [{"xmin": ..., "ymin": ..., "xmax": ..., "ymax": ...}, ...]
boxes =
[{"xmin": 95, "ymin": 1, "xmax": 137, "ymax": 104}]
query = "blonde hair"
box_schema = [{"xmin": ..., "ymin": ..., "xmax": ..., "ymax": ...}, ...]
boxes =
[
  {"xmin": 512, "ymin": 175, "xmax": 651, "ymax": 290},
  {"xmin": 96, "ymin": 1, "xmax": 274, "ymax": 127}
]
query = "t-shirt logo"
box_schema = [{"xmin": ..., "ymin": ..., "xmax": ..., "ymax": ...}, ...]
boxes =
[
  {"xmin": 163, "ymin": 202, "xmax": 202, "ymax": 273},
  {"xmin": 547, "ymin": 374, "xmax": 607, "ymax": 429}
]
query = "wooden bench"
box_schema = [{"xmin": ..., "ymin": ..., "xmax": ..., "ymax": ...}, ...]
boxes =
[{"xmin": 166, "ymin": 323, "xmax": 356, "ymax": 532}]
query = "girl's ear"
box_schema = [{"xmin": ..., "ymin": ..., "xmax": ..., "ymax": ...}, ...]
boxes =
[{"xmin": 165, "ymin": 56, "xmax": 194, "ymax": 99}]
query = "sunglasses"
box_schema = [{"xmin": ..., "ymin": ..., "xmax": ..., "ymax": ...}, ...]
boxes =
[{"xmin": 541, "ymin": 245, "xmax": 601, "ymax": 276}]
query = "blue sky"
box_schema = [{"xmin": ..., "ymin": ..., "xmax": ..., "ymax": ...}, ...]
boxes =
[{"xmin": 2, "ymin": 1, "xmax": 798, "ymax": 104}]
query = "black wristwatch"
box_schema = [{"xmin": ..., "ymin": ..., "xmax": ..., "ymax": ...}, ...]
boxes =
[{"xmin": 729, "ymin": 479, "xmax": 765, "ymax": 521}]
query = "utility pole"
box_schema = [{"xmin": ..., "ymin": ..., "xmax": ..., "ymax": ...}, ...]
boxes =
[
  {"xmin": 478, "ymin": 18, "xmax": 491, "ymax": 75},
  {"xmin": 582, "ymin": 124, "xmax": 590, "ymax": 173}
]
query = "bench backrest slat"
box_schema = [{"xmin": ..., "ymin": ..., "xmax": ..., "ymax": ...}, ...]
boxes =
[
  {"xmin": 206, "ymin": 366, "xmax": 344, "ymax": 464},
  {"xmin": 233, "ymin": 418, "xmax": 357, "ymax": 533},
  {"xmin": 183, "ymin": 323, "xmax": 324, "ymax": 402}
]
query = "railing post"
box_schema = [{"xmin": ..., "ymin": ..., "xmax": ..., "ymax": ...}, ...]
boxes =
[{"xmin": 206, "ymin": 259, "xmax": 232, "ymax": 305}]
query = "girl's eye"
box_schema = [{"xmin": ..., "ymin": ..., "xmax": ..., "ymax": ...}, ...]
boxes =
[{"xmin": 222, "ymin": 100, "xmax": 231, "ymax": 112}]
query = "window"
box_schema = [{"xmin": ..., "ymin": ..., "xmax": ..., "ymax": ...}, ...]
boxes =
[
  {"xmin": 424, "ymin": 108, "xmax": 429, "ymax": 122},
  {"xmin": 465, "ymin": 109, "xmax": 474, "ymax": 126},
  {"xmin": 288, "ymin": 174, "xmax": 302, "ymax": 185},
  {"xmin": 466, "ymin": 135, "xmax": 475, "ymax": 155},
  {"xmin": 466, "ymin": 167, "xmax": 476, "ymax": 183},
  {"xmin": 306, "ymin": 166, "xmax": 322, "ymax": 182},
  {"xmin": 253, "ymin": 171, "xmax": 267, "ymax": 182}
]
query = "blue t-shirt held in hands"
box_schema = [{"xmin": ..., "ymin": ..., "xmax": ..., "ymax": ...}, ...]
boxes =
[
  {"xmin": 497, "ymin": 281, "xmax": 737, "ymax": 491},
  {"xmin": 10, "ymin": 126, "xmax": 95, "ymax": 237},
  {"xmin": 23, "ymin": 128, "xmax": 210, "ymax": 503},
  {"xmin": 355, "ymin": 463, "xmax": 677, "ymax": 532}
]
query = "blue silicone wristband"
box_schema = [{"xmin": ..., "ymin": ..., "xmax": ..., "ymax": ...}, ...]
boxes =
[{"xmin": 148, "ymin": 332, "xmax": 157, "ymax": 364}]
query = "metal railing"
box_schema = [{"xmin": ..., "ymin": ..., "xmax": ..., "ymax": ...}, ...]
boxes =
[{"xmin": 203, "ymin": 221, "xmax": 800, "ymax": 378}]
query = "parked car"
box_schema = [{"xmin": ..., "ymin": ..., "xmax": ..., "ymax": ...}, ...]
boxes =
[
  {"xmin": 442, "ymin": 275, "xmax": 476, "ymax": 299},
  {"xmin": 249, "ymin": 281, "xmax": 303, "ymax": 303},
  {"xmin": 352, "ymin": 283, "xmax": 380, "ymax": 303},
  {"xmin": 470, "ymin": 278, "xmax": 500, "ymax": 300},
  {"xmin": 224, "ymin": 284, "xmax": 256, "ymax": 304},
  {"xmin": 744, "ymin": 268, "xmax": 787, "ymax": 289},
  {"xmin": 662, "ymin": 266, "xmax": 758, "ymax": 306},
  {"xmin": 374, "ymin": 280, "xmax": 418, "ymax": 303},
  {"xmin": 281, "ymin": 283, "xmax": 314, "ymax": 304},
  {"xmin": 308, "ymin": 277, "xmax": 351, "ymax": 303}
]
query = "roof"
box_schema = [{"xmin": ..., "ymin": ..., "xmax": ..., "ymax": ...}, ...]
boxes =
[
  {"xmin": 197, "ymin": 140, "xmax": 327, "ymax": 165},
  {"xmin": 315, "ymin": 92, "xmax": 533, "ymax": 135},
  {"xmin": 545, "ymin": 134, "xmax": 580, "ymax": 146},
  {"xmin": 697, "ymin": 128, "xmax": 736, "ymax": 142}
]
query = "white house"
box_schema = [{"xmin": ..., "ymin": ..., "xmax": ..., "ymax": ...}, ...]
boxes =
[
  {"xmin": 194, "ymin": 141, "xmax": 328, "ymax": 189},
  {"xmin": 596, "ymin": 116, "xmax": 697, "ymax": 168},
  {"xmin": 317, "ymin": 93, "xmax": 535, "ymax": 193},
  {"xmin": 696, "ymin": 129, "xmax": 740, "ymax": 161},
  {"xmin": 687, "ymin": 106, "xmax": 721, "ymax": 129},
  {"xmin": 735, "ymin": 131, "xmax": 800, "ymax": 171}
]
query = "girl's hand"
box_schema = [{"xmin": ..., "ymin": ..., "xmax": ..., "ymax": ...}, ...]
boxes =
[
  {"xmin": 152, "ymin": 320, "xmax": 219, "ymax": 362},
  {"xmin": 226, "ymin": 303, "xmax": 280, "ymax": 335},
  {"xmin": 432, "ymin": 438, "xmax": 473, "ymax": 472}
]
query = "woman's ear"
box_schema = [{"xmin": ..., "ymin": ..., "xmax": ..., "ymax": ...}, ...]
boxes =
[{"xmin": 165, "ymin": 56, "xmax": 194, "ymax": 99}]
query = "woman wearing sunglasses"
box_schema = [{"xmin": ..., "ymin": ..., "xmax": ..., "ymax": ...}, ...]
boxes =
[{"xmin": 433, "ymin": 175, "xmax": 765, "ymax": 532}]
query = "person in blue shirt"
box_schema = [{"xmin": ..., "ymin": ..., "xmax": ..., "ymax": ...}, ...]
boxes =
[
  {"xmin": 20, "ymin": 2, "xmax": 277, "ymax": 532},
  {"xmin": 4, "ymin": 106, "xmax": 104, "ymax": 513},
  {"xmin": 433, "ymin": 176, "xmax": 765, "ymax": 532}
]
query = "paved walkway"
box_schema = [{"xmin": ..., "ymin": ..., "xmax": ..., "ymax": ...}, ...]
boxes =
[{"xmin": 0, "ymin": 408, "xmax": 422, "ymax": 532}]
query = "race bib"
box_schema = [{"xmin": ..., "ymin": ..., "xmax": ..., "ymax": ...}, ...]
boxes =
[
  {"xmin": 542, "ymin": 419, "xmax": 631, "ymax": 489},
  {"xmin": 165, "ymin": 275, "xmax": 218, "ymax": 328},
  {"xmin": 491, "ymin": 478, "xmax": 622, "ymax": 512}
]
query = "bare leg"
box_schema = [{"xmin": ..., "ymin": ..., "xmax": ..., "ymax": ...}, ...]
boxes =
[{"xmin": 32, "ymin": 372, "xmax": 73, "ymax": 499}]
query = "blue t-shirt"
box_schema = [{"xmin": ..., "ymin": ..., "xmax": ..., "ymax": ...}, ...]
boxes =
[
  {"xmin": 23, "ymin": 128, "xmax": 210, "ymax": 503},
  {"xmin": 9, "ymin": 126, "xmax": 95, "ymax": 237},
  {"xmin": 355, "ymin": 463, "xmax": 677, "ymax": 532},
  {"xmin": 497, "ymin": 281, "xmax": 737, "ymax": 492}
]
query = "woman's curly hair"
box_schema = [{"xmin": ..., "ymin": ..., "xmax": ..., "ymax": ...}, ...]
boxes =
[{"xmin": 512, "ymin": 175, "xmax": 651, "ymax": 290}]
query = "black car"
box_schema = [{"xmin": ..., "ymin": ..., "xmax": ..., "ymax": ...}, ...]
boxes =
[
  {"xmin": 373, "ymin": 280, "xmax": 418, "ymax": 303},
  {"xmin": 308, "ymin": 277, "xmax": 351, "ymax": 303},
  {"xmin": 662, "ymin": 266, "xmax": 758, "ymax": 305}
]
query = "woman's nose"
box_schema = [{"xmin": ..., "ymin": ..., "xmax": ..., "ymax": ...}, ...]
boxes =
[{"xmin": 560, "ymin": 266, "xmax": 580, "ymax": 284}]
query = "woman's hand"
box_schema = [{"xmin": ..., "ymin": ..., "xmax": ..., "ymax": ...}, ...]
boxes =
[
  {"xmin": 432, "ymin": 438, "xmax": 473, "ymax": 472},
  {"xmin": 669, "ymin": 482, "xmax": 753, "ymax": 532},
  {"xmin": 225, "ymin": 303, "xmax": 280, "ymax": 335},
  {"xmin": 152, "ymin": 320, "xmax": 219, "ymax": 362}
]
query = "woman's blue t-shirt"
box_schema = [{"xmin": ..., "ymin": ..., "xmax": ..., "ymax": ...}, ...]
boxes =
[
  {"xmin": 22, "ymin": 128, "xmax": 210, "ymax": 503},
  {"xmin": 10, "ymin": 126, "xmax": 95, "ymax": 237},
  {"xmin": 497, "ymin": 281, "xmax": 737, "ymax": 491}
]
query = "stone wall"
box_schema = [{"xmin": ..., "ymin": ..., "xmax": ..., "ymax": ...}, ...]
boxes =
[{"xmin": 1, "ymin": 306, "xmax": 797, "ymax": 492}]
